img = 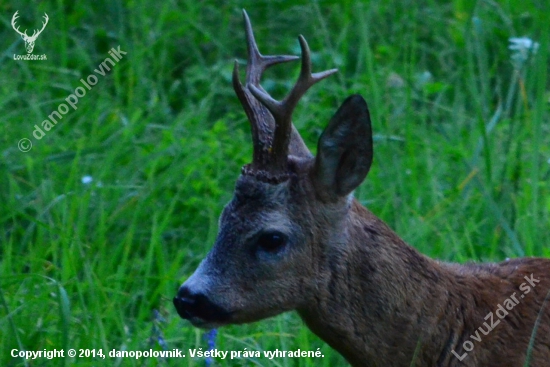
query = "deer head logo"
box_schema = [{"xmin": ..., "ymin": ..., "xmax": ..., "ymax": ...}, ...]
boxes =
[{"xmin": 11, "ymin": 11, "xmax": 49, "ymax": 54}]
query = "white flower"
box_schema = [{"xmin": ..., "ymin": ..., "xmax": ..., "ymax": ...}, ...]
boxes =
[
  {"xmin": 509, "ymin": 37, "xmax": 539, "ymax": 53},
  {"xmin": 509, "ymin": 37, "xmax": 539, "ymax": 69},
  {"xmin": 81, "ymin": 175, "xmax": 93, "ymax": 184}
]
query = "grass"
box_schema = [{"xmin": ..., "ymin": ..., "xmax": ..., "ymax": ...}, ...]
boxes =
[{"xmin": 1, "ymin": 0, "xmax": 549, "ymax": 366}]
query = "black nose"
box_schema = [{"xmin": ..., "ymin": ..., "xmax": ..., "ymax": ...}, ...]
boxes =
[
  {"xmin": 173, "ymin": 286, "xmax": 195, "ymax": 319},
  {"xmin": 173, "ymin": 286, "xmax": 230, "ymax": 323}
]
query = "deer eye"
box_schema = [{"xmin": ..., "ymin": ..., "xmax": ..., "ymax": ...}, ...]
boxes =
[{"xmin": 256, "ymin": 231, "xmax": 287, "ymax": 253}]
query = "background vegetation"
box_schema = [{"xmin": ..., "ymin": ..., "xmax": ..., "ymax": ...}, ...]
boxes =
[{"xmin": 1, "ymin": 0, "xmax": 549, "ymax": 366}]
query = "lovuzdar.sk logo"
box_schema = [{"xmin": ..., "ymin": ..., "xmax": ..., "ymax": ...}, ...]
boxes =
[{"xmin": 11, "ymin": 10, "xmax": 48, "ymax": 61}]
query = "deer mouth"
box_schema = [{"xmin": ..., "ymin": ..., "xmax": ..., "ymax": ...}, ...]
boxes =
[{"xmin": 173, "ymin": 291, "xmax": 232, "ymax": 328}]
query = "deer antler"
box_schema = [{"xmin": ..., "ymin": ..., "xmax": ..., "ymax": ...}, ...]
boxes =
[
  {"xmin": 29, "ymin": 13, "xmax": 49, "ymax": 40},
  {"xmin": 248, "ymin": 36, "xmax": 337, "ymax": 174},
  {"xmin": 232, "ymin": 10, "xmax": 299, "ymax": 174},
  {"xmin": 11, "ymin": 12, "xmax": 48, "ymax": 41},
  {"xmin": 233, "ymin": 10, "xmax": 337, "ymax": 180},
  {"xmin": 11, "ymin": 11, "xmax": 27, "ymax": 38}
]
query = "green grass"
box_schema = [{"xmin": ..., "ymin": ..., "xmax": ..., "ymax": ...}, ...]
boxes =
[{"xmin": 1, "ymin": 0, "xmax": 549, "ymax": 366}]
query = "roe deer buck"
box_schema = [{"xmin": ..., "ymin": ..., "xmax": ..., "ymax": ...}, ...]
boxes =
[{"xmin": 173, "ymin": 10, "xmax": 550, "ymax": 367}]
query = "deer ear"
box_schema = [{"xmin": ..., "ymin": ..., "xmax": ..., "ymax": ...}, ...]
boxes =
[{"xmin": 313, "ymin": 94, "xmax": 373, "ymax": 199}]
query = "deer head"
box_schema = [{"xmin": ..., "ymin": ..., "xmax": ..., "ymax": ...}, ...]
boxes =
[
  {"xmin": 11, "ymin": 11, "xmax": 49, "ymax": 54},
  {"xmin": 173, "ymin": 10, "xmax": 373, "ymax": 329}
]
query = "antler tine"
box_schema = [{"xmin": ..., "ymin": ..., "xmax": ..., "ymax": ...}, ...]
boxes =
[
  {"xmin": 241, "ymin": 10, "xmax": 299, "ymax": 86},
  {"xmin": 249, "ymin": 35, "xmax": 338, "ymax": 171}
]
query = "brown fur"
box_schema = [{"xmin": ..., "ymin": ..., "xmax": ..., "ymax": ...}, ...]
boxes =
[{"xmin": 299, "ymin": 200, "xmax": 550, "ymax": 366}]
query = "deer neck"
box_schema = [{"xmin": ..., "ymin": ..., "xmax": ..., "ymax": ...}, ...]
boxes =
[{"xmin": 297, "ymin": 200, "xmax": 455, "ymax": 367}]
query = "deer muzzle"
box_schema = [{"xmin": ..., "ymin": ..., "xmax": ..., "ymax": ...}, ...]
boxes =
[
  {"xmin": 174, "ymin": 261, "xmax": 232, "ymax": 327},
  {"xmin": 173, "ymin": 285, "xmax": 231, "ymax": 327}
]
